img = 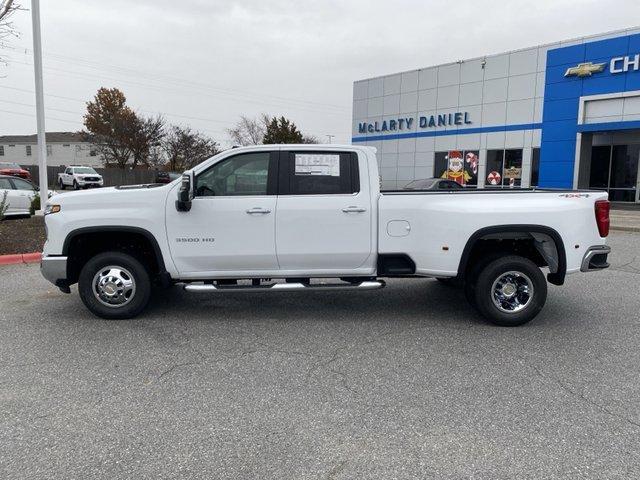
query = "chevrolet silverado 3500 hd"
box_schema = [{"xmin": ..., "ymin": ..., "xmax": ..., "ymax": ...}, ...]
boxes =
[{"xmin": 40, "ymin": 145, "xmax": 611, "ymax": 326}]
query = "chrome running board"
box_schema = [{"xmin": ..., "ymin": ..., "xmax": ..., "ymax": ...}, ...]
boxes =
[{"xmin": 184, "ymin": 280, "xmax": 385, "ymax": 293}]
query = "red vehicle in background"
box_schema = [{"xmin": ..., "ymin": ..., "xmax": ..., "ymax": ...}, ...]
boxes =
[{"xmin": 0, "ymin": 162, "xmax": 31, "ymax": 180}]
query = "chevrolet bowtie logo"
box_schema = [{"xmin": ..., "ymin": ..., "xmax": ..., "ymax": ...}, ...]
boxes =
[{"xmin": 564, "ymin": 62, "xmax": 606, "ymax": 77}]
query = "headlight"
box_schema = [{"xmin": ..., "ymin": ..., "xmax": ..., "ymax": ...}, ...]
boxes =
[{"xmin": 44, "ymin": 204, "xmax": 61, "ymax": 215}]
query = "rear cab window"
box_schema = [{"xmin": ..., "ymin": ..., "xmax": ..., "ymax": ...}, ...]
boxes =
[{"xmin": 279, "ymin": 151, "xmax": 359, "ymax": 195}]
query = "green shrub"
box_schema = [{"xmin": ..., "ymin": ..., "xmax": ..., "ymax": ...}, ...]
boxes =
[
  {"xmin": 0, "ymin": 190, "xmax": 8, "ymax": 221},
  {"xmin": 29, "ymin": 193, "xmax": 40, "ymax": 216}
]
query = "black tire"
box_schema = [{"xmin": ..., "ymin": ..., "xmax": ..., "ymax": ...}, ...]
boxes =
[
  {"xmin": 463, "ymin": 253, "xmax": 502, "ymax": 308},
  {"xmin": 58, "ymin": 179, "xmax": 65, "ymax": 190},
  {"xmin": 73, "ymin": 180, "xmax": 79, "ymax": 190},
  {"xmin": 78, "ymin": 251, "xmax": 151, "ymax": 320},
  {"xmin": 473, "ymin": 255, "xmax": 547, "ymax": 327}
]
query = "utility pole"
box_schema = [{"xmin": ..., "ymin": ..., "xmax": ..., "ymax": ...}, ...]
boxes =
[
  {"xmin": 31, "ymin": 0, "xmax": 47, "ymax": 207},
  {"xmin": 326, "ymin": 134, "xmax": 335, "ymax": 144}
]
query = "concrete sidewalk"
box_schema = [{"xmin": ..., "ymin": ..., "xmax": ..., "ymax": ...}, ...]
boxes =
[{"xmin": 611, "ymin": 207, "xmax": 640, "ymax": 232}]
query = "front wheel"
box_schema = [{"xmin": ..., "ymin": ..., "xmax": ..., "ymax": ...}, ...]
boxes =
[
  {"xmin": 78, "ymin": 252, "xmax": 151, "ymax": 319},
  {"xmin": 473, "ymin": 255, "xmax": 547, "ymax": 327},
  {"xmin": 58, "ymin": 179, "xmax": 65, "ymax": 190}
]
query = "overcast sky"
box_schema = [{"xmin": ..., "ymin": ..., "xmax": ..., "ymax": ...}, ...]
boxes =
[{"xmin": 0, "ymin": 0, "xmax": 638, "ymax": 146}]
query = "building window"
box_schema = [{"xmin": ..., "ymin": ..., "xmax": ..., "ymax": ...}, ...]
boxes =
[
  {"xmin": 46, "ymin": 145, "xmax": 53, "ymax": 156},
  {"xmin": 89, "ymin": 147, "xmax": 97, "ymax": 157},
  {"xmin": 26, "ymin": 145, "xmax": 32, "ymax": 156},
  {"xmin": 531, "ymin": 148, "xmax": 540, "ymax": 187},
  {"xmin": 0, "ymin": 146, "xmax": 4, "ymax": 156},
  {"xmin": 486, "ymin": 149, "xmax": 523, "ymax": 188},
  {"xmin": 434, "ymin": 150, "xmax": 479, "ymax": 187},
  {"xmin": 63, "ymin": 144, "xmax": 70, "ymax": 147}
]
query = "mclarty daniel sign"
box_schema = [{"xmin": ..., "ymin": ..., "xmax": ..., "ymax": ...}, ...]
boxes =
[{"xmin": 358, "ymin": 111, "xmax": 472, "ymax": 134}]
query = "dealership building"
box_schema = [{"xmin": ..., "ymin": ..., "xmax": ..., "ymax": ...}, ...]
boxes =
[{"xmin": 352, "ymin": 27, "xmax": 640, "ymax": 202}]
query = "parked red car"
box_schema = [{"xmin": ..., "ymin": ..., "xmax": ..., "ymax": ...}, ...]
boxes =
[{"xmin": 0, "ymin": 162, "xmax": 31, "ymax": 180}]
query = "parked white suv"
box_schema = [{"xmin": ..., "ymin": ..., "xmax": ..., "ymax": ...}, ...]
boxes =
[
  {"xmin": 41, "ymin": 145, "xmax": 611, "ymax": 326},
  {"xmin": 58, "ymin": 166, "xmax": 103, "ymax": 190}
]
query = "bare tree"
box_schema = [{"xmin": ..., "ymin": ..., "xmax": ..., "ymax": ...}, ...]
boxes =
[
  {"xmin": 163, "ymin": 125, "xmax": 220, "ymax": 172},
  {"xmin": 129, "ymin": 114, "xmax": 165, "ymax": 169},
  {"xmin": 0, "ymin": 1, "xmax": 21, "ymax": 63},
  {"xmin": 226, "ymin": 113, "xmax": 270, "ymax": 146}
]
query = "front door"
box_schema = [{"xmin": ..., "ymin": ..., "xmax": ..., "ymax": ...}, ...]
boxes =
[
  {"xmin": 166, "ymin": 151, "xmax": 279, "ymax": 276},
  {"xmin": 274, "ymin": 150, "xmax": 374, "ymax": 273}
]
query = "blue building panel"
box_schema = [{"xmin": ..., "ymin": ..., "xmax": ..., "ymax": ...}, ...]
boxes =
[
  {"xmin": 584, "ymin": 36, "xmax": 630, "ymax": 59},
  {"xmin": 538, "ymin": 32, "xmax": 640, "ymax": 189},
  {"xmin": 546, "ymin": 43, "xmax": 586, "ymax": 68},
  {"xmin": 542, "ymin": 98, "xmax": 580, "ymax": 122}
]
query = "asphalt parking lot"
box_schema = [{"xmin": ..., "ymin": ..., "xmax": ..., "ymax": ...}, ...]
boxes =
[{"xmin": 1, "ymin": 232, "xmax": 639, "ymax": 479}]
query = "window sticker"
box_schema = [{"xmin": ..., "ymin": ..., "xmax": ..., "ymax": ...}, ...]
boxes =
[{"xmin": 294, "ymin": 154, "xmax": 340, "ymax": 176}]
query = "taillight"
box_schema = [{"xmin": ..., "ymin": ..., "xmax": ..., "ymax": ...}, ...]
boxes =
[{"xmin": 595, "ymin": 200, "xmax": 610, "ymax": 237}]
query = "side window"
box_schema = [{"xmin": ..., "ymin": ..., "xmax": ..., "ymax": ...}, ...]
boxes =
[
  {"xmin": 65, "ymin": 168, "xmax": 71, "ymax": 175},
  {"xmin": 195, "ymin": 152, "xmax": 272, "ymax": 197},
  {"xmin": 12, "ymin": 178, "xmax": 35, "ymax": 191},
  {"xmin": 0, "ymin": 178, "xmax": 12, "ymax": 189},
  {"xmin": 283, "ymin": 152, "xmax": 359, "ymax": 195}
]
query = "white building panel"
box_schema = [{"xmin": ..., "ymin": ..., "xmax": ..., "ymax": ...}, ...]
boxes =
[
  {"xmin": 418, "ymin": 68, "xmax": 438, "ymax": 90},
  {"xmin": 400, "ymin": 70, "xmax": 419, "ymax": 93},
  {"xmin": 482, "ymin": 78, "xmax": 509, "ymax": 103},
  {"xmin": 383, "ymin": 74, "xmax": 402, "ymax": 95},
  {"xmin": 437, "ymin": 63, "xmax": 460, "ymax": 87},
  {"xmin": 508, "ymin": 48, "xmax": 538, "ymax": 76},
  {"xmin": 508, "ymin": 73, "xmax": 537, "ymax": 101}
]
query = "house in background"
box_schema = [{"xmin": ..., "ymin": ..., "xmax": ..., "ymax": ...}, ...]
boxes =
[{"xmin": 0, "ymin": 132, "xmax": 103, "ymax": 167}]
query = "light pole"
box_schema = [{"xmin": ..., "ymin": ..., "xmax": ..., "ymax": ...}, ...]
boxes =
[{"xmin": 31, "ymin": 0, "xmax": 47, "ymax": 206}]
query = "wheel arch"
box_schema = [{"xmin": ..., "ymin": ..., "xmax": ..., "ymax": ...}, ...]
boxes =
[
  {"xmin": 457, "ymin": 224, "xmax": 567, "ymax": 286},
  {"xmin": 62, "ymin": 226, "xmax": 169, "ymax": 285}
]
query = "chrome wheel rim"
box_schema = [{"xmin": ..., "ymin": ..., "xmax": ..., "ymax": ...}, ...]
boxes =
[
  {"xmin": 92, "ymin": 266, "xmax": 136, "ymax": 308},
  {"xmin": 491, "ymin": 271, "xmax": 534, "ymax": 313}
]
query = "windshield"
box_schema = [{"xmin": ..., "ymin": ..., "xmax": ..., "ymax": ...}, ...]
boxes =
[
  {"xmin": 74, "ymin": 167, "xmax": 97, "ymax": 174},
  {"xmin": 0, "ymin": 162, "xmax": 21, "ymax": 169}
]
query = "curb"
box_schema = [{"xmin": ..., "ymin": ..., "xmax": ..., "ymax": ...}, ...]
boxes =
[
  {"xmin": 611, "ymin": 225, "xmax": 640, "ymax": 233},
  {"xmin": 0, "ymin": 252, "xmax": 42, "ymax": 265}
]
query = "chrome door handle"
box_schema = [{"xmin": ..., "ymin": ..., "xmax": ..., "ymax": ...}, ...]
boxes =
[
  {"xmin": 342, "ymin": 206, "xmax": 366, "ymax": 213},
  {"xmin": 246, "ymin": 207, "xmax": 271, "ymax": 214}
]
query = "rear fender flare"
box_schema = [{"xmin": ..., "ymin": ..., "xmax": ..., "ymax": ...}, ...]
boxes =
[{"xmin": 457, "ymin": 224, "xmax": 566, "ymax": 285}]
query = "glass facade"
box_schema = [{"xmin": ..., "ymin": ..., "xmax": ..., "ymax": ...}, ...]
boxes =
[
  {"xmin": 486, "ymin": 149, "xmax": 523, "ymax": 188},
  {"xmin": 434, "ymin": 150, "xmax": 479, "ymax": 187},
  {"xmin": 589, "ymin": 144, "xmax": 639, "ymax": 202}
]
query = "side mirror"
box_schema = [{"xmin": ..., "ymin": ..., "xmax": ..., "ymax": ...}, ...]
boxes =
[{"xmin": 176, "ymin": 171, "xmax": 194, "ymax": 212}]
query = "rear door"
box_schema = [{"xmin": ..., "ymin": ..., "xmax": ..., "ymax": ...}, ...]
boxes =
[
  {"xmin": 275, "ymin": 150, "xmax": 374, "ymax": 272},
  {"xmin": 11, "ymin": 178, "xmax": 36, "ymax": 210}
]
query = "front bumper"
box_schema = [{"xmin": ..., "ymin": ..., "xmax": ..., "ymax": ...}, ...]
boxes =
[
  {"xmin": 580, "ymin": 245, "xmax": 611, "ymax": 272},
  {"xmin": 41, "ymin": 256, "xmax": 69, "ymax": 289},
  {"xmin": 78, "ymin": 181, "xmax": 103, "ymax": 188}
]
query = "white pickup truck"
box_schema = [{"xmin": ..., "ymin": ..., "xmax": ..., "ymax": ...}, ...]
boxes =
[
  {"xmin": 41, "ymin": 145, "xmax": 611, "ymax": 326},
  {"xmin": 57, "ymin": 166, "xmax": 104, "ymax": 190}
]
